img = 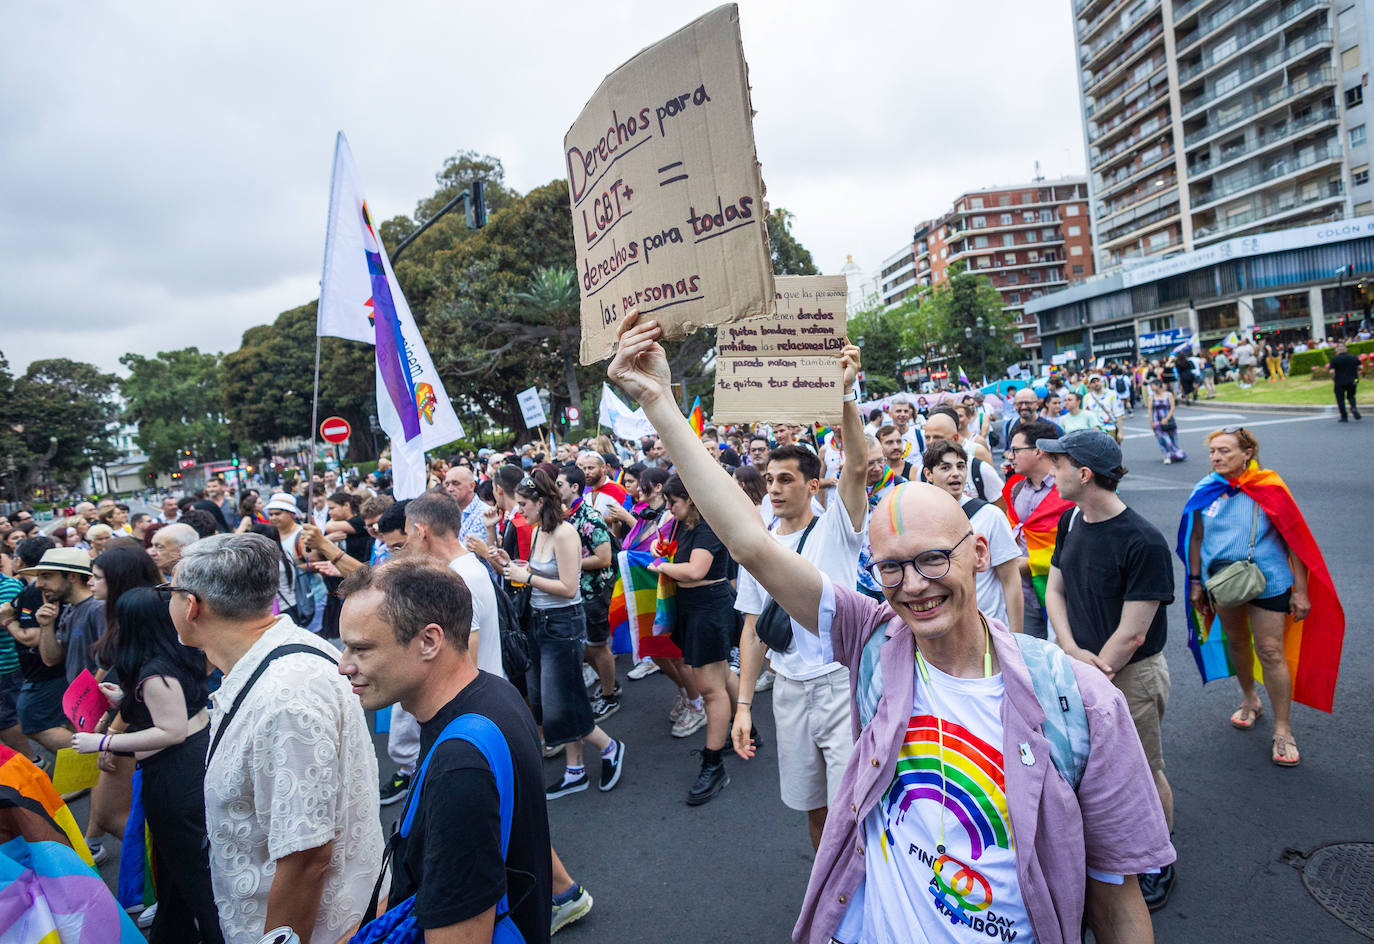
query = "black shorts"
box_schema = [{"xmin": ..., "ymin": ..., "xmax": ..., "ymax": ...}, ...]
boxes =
[
  {"xmin": 19, "ymin": 676, "xmax": 69, "ymax": 734},
  {"xmin": 1250, "ymin": 589, "xmax": 1292, "ymax": 613},
  {"xmin": 583, "ymin": 587, "xmax": 612, "ymax": 646},
  {"xmin": 0, "ymin": 670, "xmax": 20, "ymax": 730},
  {"xmin": 672, "ymin": 582, "xmax": 736, "ymax": 668}
]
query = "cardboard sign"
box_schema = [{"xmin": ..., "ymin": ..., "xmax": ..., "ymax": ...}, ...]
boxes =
[
  {"xmin": 516, "ymin": 387, "xmax": 547, "ymax": 429},
  {"xmin": 62, "ymin": 670, "xmax": 109, "ymax": 733},
  {"xmin": 566, "ymin": 4, "xmax": 773, "ymax": 364},
  {"xmin": 713, "ymin": 275, "xmax": 847, "ymax": 424}
]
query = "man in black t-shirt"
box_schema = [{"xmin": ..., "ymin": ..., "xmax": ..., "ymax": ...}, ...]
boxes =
[
  {"xmin": 338, "ymin": 557, "xmax": 552, "ymax": 943},
  {"xmin": 1039, "ymin": 430, "xmax": 1177, "ymax": 911},
  {"xmin": 1328, "ymin": 342, "xmax": 1363, "ymax": 422}
]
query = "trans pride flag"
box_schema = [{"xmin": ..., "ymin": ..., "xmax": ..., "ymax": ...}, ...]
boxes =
[
  {"xmin": 1002, "ymin": 474, "xmax": 1075, "ymax": 607},
  {"xmin": 317, "ymin": 132, "xmax": 464, "ymax": 499},
  {"xmin": 0, "ymin": 746, "xmax": 143, "ymax": 942},
  {"xmin": 609, "ymin": 550, "xmax": 681, "ymax": 661},
  {"xmin": 1177, "ymin": 462, "xmax": 1345, "ymax": 711}
]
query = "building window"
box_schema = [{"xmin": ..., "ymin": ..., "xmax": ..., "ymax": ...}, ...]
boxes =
[
  {"xmin": 1007, "ymin": 270, "xmax": 1019, "ymax": 282},
  {"xmin": 1028, "ymin": 250, "xmax": 1040, "ymax": 261},
  {"xmin": 1347, "ymin": 85, "xmax": 1364, "ymax": 108},
  {"xmin": 1042, "ymin": 227, "xmax": 1057, "ymax": 241},
  {"xmin": 974, "ymin": 235, "xmax": 989, "ymax": 248},
  {"xmin": 1342, "ymin": 46, "xmax": 1361, "ymax": 72},
  {"xmin": 1065, "ymin": 204, "xmax": 1080, "ymax": 216},
  {"xmin": 1001, "ymin": 213, "xmax": 1012, "ymax": 224},
  {"xmin": 1148, "ymin": 230, "xmax": 1172, "ymax": 249},
  {"xmin": 1071, "ymin": 245, "xmax": 1084, "ymax": 255},
  {"xmin": 1003, "ymin": 234, "xmax": 1015, "ymax": 247},
  {"xmin": 1357, "ymin": 200, "xmax": 1374, "ymax": 215},
  {"xmin": 1023, "ymin": 211, "xmax": 1035, "ymax": 222},
  {"xmin": 1010, "ymin": 293, "xmax": 1021, "ymax": 304},
  {"xmin": 1355, "ymin": 164, "xmax": 1370, "ymax": 186},
  {"xmin": 971, "ymin": 197, "xmax": 984, "ymax": 208},
  {"xmin": 1068, "ymin": 224, "xmax": 1082, "ymax": 236},
  {"xmin": 1352, "ymin": 124, "xmax": 1367, "ymax": 148},
  {"xmin": 1339, "ymin": 5, "xmax": 1357, "ymax": 34},
  {"xmin": 972, "ymin": 215, "xmax": 986, "ymax": 228},
  {"xmin": 1015, "ymin": 332, "xmax": 1025, "ymax": 344},
  {"xmin": 1072, "ymin": 264, "xmax": 1085, "ymax": 276},
  {"xmin": 999, "ymin": 195, "xmax": 1011, "ymax": 206}
]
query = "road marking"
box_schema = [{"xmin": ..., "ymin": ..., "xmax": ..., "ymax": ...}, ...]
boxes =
[{"xmin": 1122, "ymin": 414, "xmax": 1329, "ymax": 440}]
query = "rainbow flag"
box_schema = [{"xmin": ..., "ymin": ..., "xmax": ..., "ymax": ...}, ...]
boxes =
[
  {"xmin": 867, "ymin": 465, "xmax": 896, "ymax": 508},
  {"xmin": 609, "ymin": 550, "xmax": 681, "ymax": 661},
  {"xmin": 1002, "ymin": 474, "xmax": 1075, "ymax": 606},
  {"xmin": 814, "ymin": 422, "xmax": 832, "ymax": 446},
  {"xmin": 1177, "ymin": 462, "xmax": 1345, "ymax": 711},
  {"xmin": 0, "ymin": 746, "xmax": 143, "ymax": 942},
  {"xmin": 117, "ymin": 767, "xmax": 156, "ymax": 911},
  {"xmin": 687, "ymin": 396, "xmax": 705, "ymax": 437}
]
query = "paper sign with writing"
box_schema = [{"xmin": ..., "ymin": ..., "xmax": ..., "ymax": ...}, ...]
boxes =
[
  {"xmin": 516, "ymin": 387, "xmax": 547, "ymax": 430},
  {"xmin": 713, "ymin": 275, "xmax": 848, "ymax": 424},
  {"xmin": 62, "ymin": 670, "xmax": 109, "ymax": 734},
  {"xmin": 566, "ymin": 4, "xmax": 773, "ymax": 364},
  {"xmin": 51, "ymin": 748, "xmax": 100, "ymax": 795}
]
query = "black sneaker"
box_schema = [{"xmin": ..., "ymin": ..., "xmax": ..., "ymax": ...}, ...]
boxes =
[
  {"xmin": 590, "ymin": 682, "xmax": 623, "ymax": 700},
  {"xmin": 599, "ymin": 740, "xmax": 625, "ymax": 792},
  {"xmin": 592, "ymin": 694, "xmax": 621, "ymax": 723},
  {"xmin": 547, "ymin": 770, "xmax": 589, "ymax": 799},
  {"xmin": 380, "ymin": 771, "xmax": 412, "ymax": 806},
  {"xmin": 686, "ymin": 755, "xmax": 729, "ymax": 806},
  {"xmin": 750, "ymin": 726, "xmax": 765, "ymax": 752},
  {"xmin": 1140, "ymin": 863, "xmax": 1176, "ymax": 911}
]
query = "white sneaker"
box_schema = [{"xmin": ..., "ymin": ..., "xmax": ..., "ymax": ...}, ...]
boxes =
[
  {"xmin": 754, "ymin": 671, "xmax": 775, "ymax": 693},
  {"xmin": 551, "ymin": 884, "xmax": 593, "ymax": 935},
  {"xmin": 136, "ymin": 903, "xmax": 158, "ymax": 930},
  {"xmin": 669, "ymin": 693, "xmax": 687, "ymax": 722},
  {"xmin": 627, "ymin": 658, "xmax": 660, "ymax": 680},
  {"xmin": 671, "ymin": 705, "xmax": 707, "ymax": 738}
]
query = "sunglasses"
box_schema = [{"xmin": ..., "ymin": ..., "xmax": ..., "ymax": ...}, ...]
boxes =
[
  {"xmin": 154, "ymin": 581, "xmax": 195, "ymax": 599},
  {"xmin": 1220, "ymin": 426, "xmax": 1247, "ymax": 435}
]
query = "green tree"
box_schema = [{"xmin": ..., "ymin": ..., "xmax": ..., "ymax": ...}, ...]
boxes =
[
  {"xmin": 120, "ymin": 348, "xmax": 232, "ymax": 475},
  {"xmin": 916, "ymin": 265, "xmax": 1022, "ymax": 382},
  {"xmin": 5, "ymin": 358, "xmax": 119, "ymax": 494},
  {"xmin": 766, "ymin": 208, "xmax": 819, "ymax": 276},
  {"xmin": 848, "ymin": 299, "xmax": 911, "ymax": 397},
  {"xmin": 514, "ymin": 265, "xmax": 583, "ymax": 413}
]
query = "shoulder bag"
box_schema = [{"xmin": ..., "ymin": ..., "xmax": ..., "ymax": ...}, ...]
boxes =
[
  {"xmin": 753, "ymin": 516, "xmax": 820, "ymax": 652},
  {"xmin": 1205, "ymin": 499, "xmax": 1267, "ymax": 609}
]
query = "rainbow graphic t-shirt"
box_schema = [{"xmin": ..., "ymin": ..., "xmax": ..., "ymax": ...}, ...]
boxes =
[{"xmin": 856, "ymin": 667, "xmax": 1032, "ymax": 944}]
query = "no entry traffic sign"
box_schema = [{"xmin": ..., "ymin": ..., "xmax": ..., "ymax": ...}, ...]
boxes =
[{"xmin": 320, "ymin": 416, "xmax": 351, "ymax": 444}]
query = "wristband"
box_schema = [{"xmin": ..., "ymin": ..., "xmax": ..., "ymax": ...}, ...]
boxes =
[
  {"xmin": 99, "ymin": 734, "xmax": 109, "ymax": 753},
  {"xmin": 841, "ymin": 392, "xmax": 858, "ymax": 402},
  {"xmin": 737, "ymin": 700, "xmax": 751, "ymax": 708},
  {"xmin": 1188, "ymin": 576, "xmax": 1202, "ymax": 583}
]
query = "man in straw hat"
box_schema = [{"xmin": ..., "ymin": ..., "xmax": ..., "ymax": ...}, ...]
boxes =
[{"xmin": 18, "ymin": 548, "xmax": 105, "ymax": 686}]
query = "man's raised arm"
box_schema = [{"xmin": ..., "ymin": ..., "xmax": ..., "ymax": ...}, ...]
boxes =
[
  {"xmin": 608, "ymin": 310, "xmax": 825, "ymax": 633},
  {"xmin": 834, "ymin": 345, "xmax": 867, "ymax": 533}
]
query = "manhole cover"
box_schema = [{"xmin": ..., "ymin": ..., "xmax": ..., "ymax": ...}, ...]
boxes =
[{"xmin": 1285, "ymin": 842, "xmax": 1374, "ymax": 939}]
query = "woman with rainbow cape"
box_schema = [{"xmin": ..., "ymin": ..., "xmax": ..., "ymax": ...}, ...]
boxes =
[{"xmin": 1176, "ymin": 427, "xmax": 1345, "ymax": 767}]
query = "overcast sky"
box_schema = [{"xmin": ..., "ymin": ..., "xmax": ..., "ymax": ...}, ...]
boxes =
[{"xmin": 1, "ymin": 0, "xmax": 1087, "ymax": 376}]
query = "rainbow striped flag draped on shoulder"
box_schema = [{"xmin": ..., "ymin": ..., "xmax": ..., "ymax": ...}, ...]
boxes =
[
  {"xmin": 609, "ymin": 550, "xmax": 682, "ymax": 661},
  {"xmin": 1002, "ymin": 474, "xmax": 1075, "ymax": 606},
  {"xmin": 1176, "ymin": 462, "xmax": 1345, "ymax": 712},
  {"xmin": 0, "ymin": 746, "xmax": 143, "ymax": 942}
]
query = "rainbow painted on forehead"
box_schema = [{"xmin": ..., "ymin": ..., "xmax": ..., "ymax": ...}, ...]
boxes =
[{"xmin": 888, "ymin": 482, "xmax": 908, "ymax": 535}]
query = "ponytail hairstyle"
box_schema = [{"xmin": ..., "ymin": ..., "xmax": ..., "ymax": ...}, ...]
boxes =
[
  {"xmin": 515, "ymin": 468, "xmax": 564, "ymax": 533},
  {"xmin": 662, "ymin": 474, "xmax": 700, "ymax": 529}
]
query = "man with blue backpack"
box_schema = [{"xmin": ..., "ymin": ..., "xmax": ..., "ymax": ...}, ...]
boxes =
[
  {"xmin": 610, "ymin": 309, "xmax": 1174, "ymax": 944},
  {"xmin": 338, "ymin": 557, "xmax": 551, "ymax": 943}
]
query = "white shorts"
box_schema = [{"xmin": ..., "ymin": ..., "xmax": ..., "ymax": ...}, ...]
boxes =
[{"xmin": 771, "ymin": 666, "xmax": 855, "ymax": 812}]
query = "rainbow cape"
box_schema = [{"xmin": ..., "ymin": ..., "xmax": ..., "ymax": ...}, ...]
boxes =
[
  {"xmin": 0, "ymin": 746, "xmax": 143, "ymax": 942},
  {"xmin": 610, "ymin": 549, "xmax": 682, "ymax": 661},
  {"xmin": 1176, "ymin": 463, "xmax": 1345, "ymax": 712},
  {"xmin": 117, "ymin": 767, "xmax": 156, "ymax": 911},
  {"xmin": 687, "ymin": 396, "xmax": 705, "ymax": 437},
  {"xmin": 1002, "ymin": 474, "xmax": 1075, "ymax": 606}
]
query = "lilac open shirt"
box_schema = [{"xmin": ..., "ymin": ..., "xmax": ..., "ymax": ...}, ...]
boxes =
[{"xmin": 791, "ymin": 578, "xmax": 1175, "ymax": 944}]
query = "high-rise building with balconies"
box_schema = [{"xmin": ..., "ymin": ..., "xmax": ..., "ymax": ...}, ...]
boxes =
[{"xmin": 1074, "ymin": 0, "xmax": 1374, "ymax": 271}]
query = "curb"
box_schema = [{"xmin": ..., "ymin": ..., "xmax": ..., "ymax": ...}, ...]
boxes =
[{"xmin": 1178, "ymin": 401, "xmax": 1337, "ymax": 415}]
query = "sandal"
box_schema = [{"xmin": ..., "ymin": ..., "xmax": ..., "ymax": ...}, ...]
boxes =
[
  {"xmin": 1272, "ymin": 733, "xmax": 1300, "ymax": 767},
  {"xmin": 1229, "ymin": 704, "xmax": 1262, "ymax": 730}
]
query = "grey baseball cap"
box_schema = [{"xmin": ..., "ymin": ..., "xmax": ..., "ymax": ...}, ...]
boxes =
[{"xmin": 1035, "ymin": 429, "xmax": 1123, "ymax": 478}]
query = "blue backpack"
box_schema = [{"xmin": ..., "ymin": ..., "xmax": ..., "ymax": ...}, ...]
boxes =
[{"xmin": 350, "ymin": 713, "xmax": 527, "ymax": 944}]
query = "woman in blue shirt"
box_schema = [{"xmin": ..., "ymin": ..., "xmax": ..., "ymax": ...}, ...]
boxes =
[{"xmin": 1186, "ymin": 428, "xmax": 1310, "ymax": 766}]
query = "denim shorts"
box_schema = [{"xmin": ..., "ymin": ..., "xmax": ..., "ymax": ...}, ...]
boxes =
[{"xmin": 525, "ymin": 603, "xmax": 595, "ymax": 747}]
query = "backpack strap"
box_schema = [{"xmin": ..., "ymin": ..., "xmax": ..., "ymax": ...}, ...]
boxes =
[
  {"xmin": 961, "ymin": 498, "xmax": 988, "ymax": 521},
  {"xmin": 206, "ymin": 644, "xmax": 337, "ymax": 768},
  {"xmin": 970, "ymin": 459, "xmax": 986, "ymax": 501},
  {"xmin": 1013, "ymin": 634, "xmax": 1090, "ymax": 789}
]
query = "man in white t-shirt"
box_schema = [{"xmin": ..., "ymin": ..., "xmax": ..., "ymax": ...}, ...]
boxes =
[
  {"xmin": 733, "ymin": 351, "xmax": 868, "ymax": 851},
  {"xmin": 262, "ymin": 492, "xmax": 309, "ymax": 624},
  {"xmin": 919, "ymin": 409, "xmax": 1005, "ymax": 511},
  {"xmin": 402, "ymin": 493, "xmax": 503, "ymax": 679},
  {"xmin": 921, "ymin": 441, "xmax": 1024, "ymax": 632},
  {"xmin": 888, "ymin": 394, "xmax": 925, "ymax": 460},
  {"xmin": 817, "ymin": 426, "xmax": 844, "ymax": 508}
]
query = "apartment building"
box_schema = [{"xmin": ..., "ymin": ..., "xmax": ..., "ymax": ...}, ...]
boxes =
[{"xmin": 1075, "ymin": 0, "xmax": 1374, "ymax": 271}]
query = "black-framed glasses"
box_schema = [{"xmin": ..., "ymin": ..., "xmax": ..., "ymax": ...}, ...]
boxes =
[
  {"xmin": 868, "ymin": 531, "xmax": 975, "ymax": 588},
  {"xmin": 1007, "ymin": 445, "xmax": 1037, "ymax": 455},
  {"xmin": 155, "ymin": 581, "xmax": 194, "ymax": 598},
  {"xmin": 1221, "ymin": 425, "xmax": 1247, "ymax": 435}
]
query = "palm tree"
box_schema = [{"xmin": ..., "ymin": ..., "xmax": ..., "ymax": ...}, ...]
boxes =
[{"xmin": 514, "ymin": 266, "xmax": 582, "ymax": 413}]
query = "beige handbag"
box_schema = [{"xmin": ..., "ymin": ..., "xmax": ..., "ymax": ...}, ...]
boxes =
[{"xmin": 1205, "ymin": 500, "xmax": 1267, "ymax": 609}]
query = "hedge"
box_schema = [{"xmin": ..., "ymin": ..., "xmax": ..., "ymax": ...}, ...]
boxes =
[{"xmin": 1289, "ymin": 339, "xmax": 1374, "ymax": 375}]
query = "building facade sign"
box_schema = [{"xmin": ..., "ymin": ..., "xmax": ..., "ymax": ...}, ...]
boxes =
[{"xmin": 1139, "ymin": 327, "xmax": 1192, "ymax": 352}]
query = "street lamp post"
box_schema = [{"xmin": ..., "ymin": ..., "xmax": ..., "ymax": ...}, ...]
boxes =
[{"xmin": 964, "ymin": 316, "xmax": 996, "ymax": 385}]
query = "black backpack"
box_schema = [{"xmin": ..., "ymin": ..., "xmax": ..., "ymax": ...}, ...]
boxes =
[{"xmin": 484, "ymin": 563, "xmax": 531, "ymax": 680}]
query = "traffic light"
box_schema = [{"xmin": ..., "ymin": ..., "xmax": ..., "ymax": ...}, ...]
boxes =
[{"xmin": 467, "ymin": 181, "xmax": 487, "ymax": 228}]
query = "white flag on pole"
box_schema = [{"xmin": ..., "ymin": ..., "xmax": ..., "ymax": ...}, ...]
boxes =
[
  {"xmin": 598, "ymin": 384, "xmax": 657, "ymax": 441},
  {"xmin": 317, "ymin": 132, "xmax": 463, "ymax": 499}
]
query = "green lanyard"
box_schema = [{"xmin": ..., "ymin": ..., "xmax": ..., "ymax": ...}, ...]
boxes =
[{"xmin": 913, "ymin": 617, "xmax": 993, "ymax": 855}]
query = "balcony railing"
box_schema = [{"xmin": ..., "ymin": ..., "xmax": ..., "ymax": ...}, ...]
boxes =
[
  {"xmin": 1087, "ymin": 58, "xmax": 1167, "ymax": 118},
  {"xmin": 1086, "ymin": 22, "xmax": 1165, "ymax": 92},
  {"xmin": 1173, "ymin": 0, "xmax": 1228, "ymax": 24},
  {"xmin": 1177, "ymin": 0, "xmax": 1328, "ymax": 83},
  {"xmin": 1100, "ymin": 199, "xmax": 1181, "ymax": 244},
  {"xmin": 1180, "ymin": 30, "xmax": 1332, "ymax": 118},
  {"xmin": 1091, "ymin": 79, "xmax": 1171, "ymax": 142},
  {"xmin": 1100, "ymin": 146, "xmax": 1176, "ymax": 192},
  {"xmin": 1188, "ymin": 105, "xmax": 1339, "ymax": 177},
  {"xmin": 1178, "ymin": 0, "xmax": 1324, "ymax": 55},
  {"xmin": 1081, "ymin": 5, "xmax": 1159, "ymax": 65},
  {"xmin": 1183, "ymin": 68, "xmax": 1336, "ymax": 147},
  {"xmin": 1098, "ymin": 174, "xmax": 1179, "ymax": 220},
  {"xmin": 1091, "ymin": 114, "xmax": 1168, "ymax": 169},
  {"xmin": 1190, "ymin": 143, "xmax": 1342, "ymax": 209},
  {"xmin": 1193, "ymin": 180, "xmax": 1345, "ymax": 240}
]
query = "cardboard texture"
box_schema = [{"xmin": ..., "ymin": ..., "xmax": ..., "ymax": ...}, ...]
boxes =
[
  {"xmin": 713, "ymin": 275, "xmax": 847, "ymax": 424},
  {"xmin": 566, "ymin": 4, "xmax": 773, "ymax": 364}
]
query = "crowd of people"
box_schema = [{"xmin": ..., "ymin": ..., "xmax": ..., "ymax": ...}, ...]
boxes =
[{"xmin": 0, "ymin": 314, "xmax": 1348, "ymax": 944}]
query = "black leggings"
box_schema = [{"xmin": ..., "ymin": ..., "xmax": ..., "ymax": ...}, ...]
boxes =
[{"xmin": 140, "ymin": 726, "xmax": 223, "ymax": 944}]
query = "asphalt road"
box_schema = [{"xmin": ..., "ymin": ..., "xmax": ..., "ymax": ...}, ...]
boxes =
[{"xmin": 83, "ymin": 406, "xmax": 1371, "ymax": 941}]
